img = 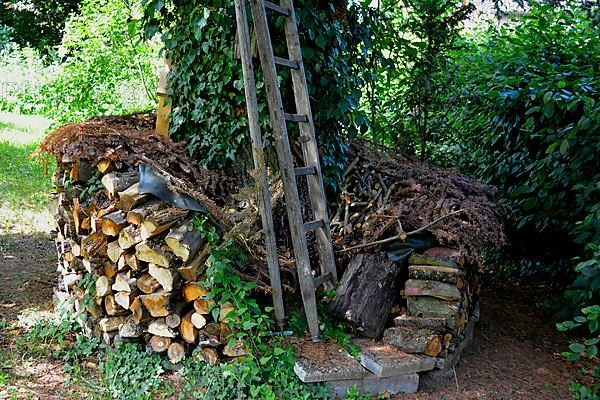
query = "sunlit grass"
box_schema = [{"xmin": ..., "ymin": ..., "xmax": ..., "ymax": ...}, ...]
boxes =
[{"xmin": 0, "ymin": 112, "xmax": 55, "ymax": 233}]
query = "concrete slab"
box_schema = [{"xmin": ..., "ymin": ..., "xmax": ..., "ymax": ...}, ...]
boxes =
[
  {"xmin": 355, "ymin": 338, "xmax": 436, "ymax": 377},
  {"xmin": 294, "ymin": 340, "xmax": 367, "ymax": 383},
  {"xmin": 329, "ymin": 372, "xmax": 419, "ymax": 397}
]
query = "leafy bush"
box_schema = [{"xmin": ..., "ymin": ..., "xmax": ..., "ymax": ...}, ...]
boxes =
[{"xmin": 1, "ymin": 0, "xmax": 160, "ymax": 125}]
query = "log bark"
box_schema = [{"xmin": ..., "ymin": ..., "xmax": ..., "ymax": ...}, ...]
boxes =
[
  {"xmin": 165, "ymin": 218, "xmax": 204, "ymax": 262},
  {"xmin": 140, "ymin": 208, "xmax": 188, "ymax": 240},
  {"xmin": 180, "ymin": 311, "xmax": 197, "ymax": 344},
  {"xmin": 408, "ymin": 253, "xmax": 458, "ymax": 269},
  {"xmin": 423, "ymin": 247, "xmax": 465, "ymax": 266},
  {"xmin": 329, "ymin": 252, "xmax": 402, "ymax": 338},
  {"xmin": 408, "ymin": 265, "xmax": 464, "ymax": 285},
  {"xmin": 407, "ymin": 296, "xmax": 461, "ymax": 333},
  {"xmin": 393, "ymin": 314, "xmax": 446, "ymax": 331},
  {"xmin": 127, "ymin": 200, "xmax": 164, "ymax": 226},
  {"xmin": 405, "ymin": 279, "xmax": 461, "ymax": 301},
  {"xmin": 382, "ymin": 326, "xmax": 442, "ymax": 357}
]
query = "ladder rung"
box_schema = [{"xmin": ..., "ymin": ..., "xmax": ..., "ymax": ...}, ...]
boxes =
[
  {"xmin": 304, "ymin": 219, "xmax": 325, "ymax": 232},
  {"xmin": 298, "ymin": 134, "xmax": 311, "ymax": 143},
  {"xmin": 274, "ymin": 56, "xmax": 299, "ymax": 69},
  {"xmin": 264, "ymin": 1, "xmax": 290, "ymax": 16},
  {"xmin": 294, "ymin": 166, "xmax": 316, "ymax": 176},
  {"xmin": 313, "ymin": 272, "xmax": 332, "ymax": 288},
  {"xmin": 284, "ymin": 113, "xmax": 308, "ymax": 122}
]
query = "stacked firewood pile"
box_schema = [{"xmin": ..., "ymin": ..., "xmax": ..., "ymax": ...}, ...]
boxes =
[
  {"xmin": 329, "ymin": 140, "xmax": 504, "ymax": 365},
  {"xmin": 38, "ymin": 115, "xmax": 258, "ymax": 364}
]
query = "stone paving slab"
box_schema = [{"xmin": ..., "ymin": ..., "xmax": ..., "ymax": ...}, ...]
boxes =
[
  {"xmin": 329, "ymin": 372, "xmax": 419, "ymax": 397},
  {"xmin": 355, "ymin": 338, "xmax": 436, "ymax": 377},
  {"xmin": 294, "ymin": 341, "xmax": 367, "ymax": 383}
]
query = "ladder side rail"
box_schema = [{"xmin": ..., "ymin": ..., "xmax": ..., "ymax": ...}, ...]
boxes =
[
  {"xmin": 281, "ymin": 0, "xmax": 338, "ymax": 283},
  {"xmin": 249, "ymin": 0, "xmax": 321, "ymax": 340},
  {"xmin": 234, "ymin": 0, "xmax": 286, "ymax": 328}
]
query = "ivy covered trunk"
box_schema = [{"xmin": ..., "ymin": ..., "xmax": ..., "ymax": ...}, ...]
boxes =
[{"xmin": 142, "ymin": 0, "xmax": 369, "ymax": 190}]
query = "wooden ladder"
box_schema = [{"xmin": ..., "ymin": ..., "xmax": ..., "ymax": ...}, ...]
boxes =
[{"xmin": 234, "ymin": 0, "xmax": 337, "ymax": 341}]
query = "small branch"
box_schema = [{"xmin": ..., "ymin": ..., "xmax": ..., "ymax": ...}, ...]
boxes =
[{"xmin": 337, "ymin": 209, "xmax": 465, "ymax": 253}]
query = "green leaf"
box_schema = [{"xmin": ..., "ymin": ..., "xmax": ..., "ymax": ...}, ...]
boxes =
[
  {"xmin": 569, "ymin": 343, "xmax": 586, "ymax": 353},
  {"xmin": 543, "ymin": 91, "xmax": 553, "ymax": 104},
  {"xmin": 543, "ymin": 102, "xmax": 555, "ymax": 118},
  {"xmin": 559, "ymin": 139, "xmax": 569, "ymax": 155},
  {"xmin": 545, "ymin": 143, "xmax": 558, "ymax": 154}
]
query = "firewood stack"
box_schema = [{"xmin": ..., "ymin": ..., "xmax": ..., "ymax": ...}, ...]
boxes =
[
  {"xmin": 382, "ymin": 247, "xmax": 479, "ymax": 362},
  {"xmin": 38, "ymin": 117, "xmax": 264, "ymax": 364}
]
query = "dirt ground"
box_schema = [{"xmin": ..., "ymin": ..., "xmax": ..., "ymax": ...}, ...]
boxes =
[{"xmin": 0, "ymin": 233, "xmax": 586, "ymax": 399}]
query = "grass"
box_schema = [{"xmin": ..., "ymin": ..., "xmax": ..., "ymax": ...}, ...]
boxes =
[{"xmin": 0, "ymin": 112, "xmax": 54, "ymax": 234}]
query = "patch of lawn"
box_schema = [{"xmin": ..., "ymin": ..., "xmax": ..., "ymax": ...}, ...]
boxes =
[{"xmin": 0, "ymin": 112, "xmax": 54, "ymax": 233}]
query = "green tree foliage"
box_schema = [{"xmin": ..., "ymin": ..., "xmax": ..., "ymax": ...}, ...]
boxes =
[
  {"xmin": 142, "ymin": 0, "xmax": 368, "ymax": 186},
  {"xmin": 11, "ymin": 0, "xmax": 159, "ymax": 124},
  {"xmin": 0, "ymin": 0, "xmax": 81, "ymax": 51}
]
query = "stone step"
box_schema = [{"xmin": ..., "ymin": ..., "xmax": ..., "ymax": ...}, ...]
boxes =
[
  {"xmin": 355, "ymin": 338, "xmax": 436, "ymax": 377},
  {"xmin": 293, "ymin": 340, "xmax": 421, "ymax": 397}
]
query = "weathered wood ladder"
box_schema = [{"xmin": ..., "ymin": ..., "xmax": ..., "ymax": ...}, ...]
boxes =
[{"xmin": 234, "ymin": 0, "xmax": 337, "ymax": 340}]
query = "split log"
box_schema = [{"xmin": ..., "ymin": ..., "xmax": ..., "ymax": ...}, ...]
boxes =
[
  {"xmin": 140, "ymin": 208, "xmax": 188, "ymax": 240},
  {"xmin": 117, "ymin": 255, "xmax": 127, "ymax": 271},
  {"xmin": 124, "ymin": 253, "xmax": 140, "ymax": 271},
  {"xmin": 114, "ymin": 291, "xmax": 132, "ymax": 310},
  {"xmin": 118, "ymin": 225, "xmax": 142, "ymax": 250},
  {"xmin": 119, "ymin": 316, "xmax": 142, "ymax": 338},
  {"xmin": 107, "ymin": 240, "xmax": 123, "ymax": 263},
  {"xmin": 149, "ymin": 264, "xmax": 173, "ymax": 292},
  {"xmin": 99, "ymin": 316, "xmax": 126, "ymax": 333},
  {"xmin": 102, "ymin": 211, "xmax": 127, "ymax": 236},
  {"xmin": 382, "ymin": 326, "xmax": 442, "ymax": 357},
  {"xmin": 136, "ymin": 241, "xmax": 169, "ymax": 267},
  {"xmin": 191, "ymin": 313, "xmax": 207, "ymax": 330},
  {"xmin": 405, "ymin": 279, "xmax": 461, "ymax": 301},
  {"xmin": 96, "ymin": 159, "xmax": 112, "ymax": 174},
  {"xmin": 96, "ymin": 276, "xmax": 111, "ymax": 297},
  {"xmin": 148, "ymin": 319, "xmax": 175, "ymax": 338},
  {"xmin": 219, "ymin": 302, "xmax": 235, "ymax": 323},
  {"xmin": 129, "ymin": 297, "xmax": 144, "ymax": 324},
  {"xmin": 203, "ymin": 323, "xmax": 221, "ymax": 337},
  {"xmin": 101, "ymin": 171, "xmax": 139, "ymax": 198},
  {"xmin": 193, "ymin": 299, "xmax": 215, "ymax": 315},
  {"xmin": 198, "ymin": 348, "xmax": 219, "ymax": 366},
  {"xmin": 140, "ymin": 293, "xmax": 170, "ymax": 317},
  {"xmin": 112, "ymin": 273, "xmax": 131, "ymax": 292},
  {"xmin": 127, "ymin": 200, "xmax": 164, "ymax": 226},
  {"xmin": 82, "ymin": 232, "xmax": 107, "ymax": 258},
  {"xmin": 116, "ymin": 183, "xmax": 148, "ymax": 211},
  {"xmin": 105, "ymin": 294, "xmax": 125, "ymax": 316},
  {"xmin": 177, "ymin": 244, "xmax": 209, "ymax": 281},
  {"xmin": 329, "ymin": 252, "xmax": 402, "ymax": 338},
  {"xmin": 167, "ymin": 342, "xmax": 186, "ymax": 363},
  {"xmin": 137, "ymin": 273, "xmax": 160, "ymax": 294},
  {"xmin": 165, "ymin": 218, "xmax": 204, "ymax": 262},
  {"xmin": 408, "ymin": 265, "xmax": 464, "ymax": 285},
  {"xmin": 182, "ymin": 283, "xmax": 207, "ymax": 302},
  {"xmin": 180, "ymin": 311, "xmax": 197, "ymax": 343},
  {"xmin": 70, "ymin": 159, "xmax": 94, "ymax": 182},
  {"xmin": 149, "ymin": 335, "xmax": 171, "ymax": 353}
]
